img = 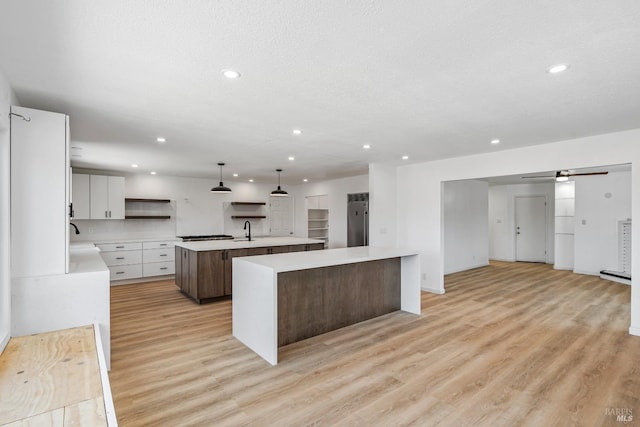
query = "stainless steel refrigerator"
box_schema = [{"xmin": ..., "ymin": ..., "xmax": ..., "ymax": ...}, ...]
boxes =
[{"xmin": 347, "ymin": 194, "xmax": 369, "ymax": 247}]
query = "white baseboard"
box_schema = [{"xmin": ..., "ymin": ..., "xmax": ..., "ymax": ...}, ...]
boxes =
[
  {"xmin": 629, "ymin": 326, "xmax": 640, "ymax": 337},
  {"xmin": 0, "ymin": 332, "xmax": 9, "ymax": 354},
  {"xmin": 573, "ymin": 269, "xmax": 599, "ymax": 276},
  {"xmin": 421, "ymin": 286, "xmax": 445, "ymax": 294},
  {"xmin": 444, "ymin": 262, "xmax": 489, "ymax": 275},
  {"xmin": 489, "ymin": 257, "xmax": 515, "ymax": 263},
  {"xmin": 110, "ymin": 274, "xmax": 175, "ymax": 286}
]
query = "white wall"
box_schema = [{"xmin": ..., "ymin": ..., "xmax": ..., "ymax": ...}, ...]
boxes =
[
  {"xmin": 444, "ymin": 180, "xmax": 489, "ymax": 274},
  {"xmin": 574, "ymin": 171, "xmax": 632, "ymax": 275},
  {"xmin": 488, "ymin": 182, "xmax": 555, "ymax": 263},
  {"xmin": 290, "ymin": 174, "xmax": 368, "ymax": 248},
  {"xmin": 0, "ymin": 69, "xmax": 16, "ymax": 353},
  {"xmin": 369, "ymin": 163, "xmax": 397, "ymax": 247},
  {"xmin": 386, "ymin": 129, "xmax": 640, "ymax": 335},
  {"xmin": 71, "ymin": 170, "xmax": 277, "ymax": 241}
]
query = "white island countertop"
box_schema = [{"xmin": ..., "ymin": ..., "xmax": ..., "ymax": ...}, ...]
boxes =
[
  {"xmin": 175, "ymin": 236, "xmax": 324, "ymax": 251},
  {"xmin": 237, "ymin": 246, "xmax": 419, "ymax": 273}
]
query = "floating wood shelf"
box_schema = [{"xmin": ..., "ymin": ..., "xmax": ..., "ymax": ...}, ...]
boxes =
[
  {"xmin": 230, "ymin": 202, "xmax": 266, "ymax": 206},
  {"xmin": 125, "ymin": 198, "xmax": 171, "ymax": 203},
  {"xmin": 231, "ymin": 215, "xmax": 266, "ymax": 219},
  {"xmin": 125, "ymin": 215, "xmax": 171, "ymax": 219}
]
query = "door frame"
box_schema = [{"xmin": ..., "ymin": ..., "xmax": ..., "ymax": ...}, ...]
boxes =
[{"xmin": 513, "ymin": 194, "xmax": 548, "ymax": 263}]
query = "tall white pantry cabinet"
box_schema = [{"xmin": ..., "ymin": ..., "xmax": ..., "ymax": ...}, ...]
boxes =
[{"xmin": 10, "ymin": 106, "xmax": 70, "ymax": 277}]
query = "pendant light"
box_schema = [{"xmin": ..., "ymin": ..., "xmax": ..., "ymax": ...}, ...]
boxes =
[
  {"xmin": 211, "ymin": 162, "xmax": 232, "ymax": 193},
  {"xmin": 270, "ymin": 168, "xmax": 288, "ymax": 196}
]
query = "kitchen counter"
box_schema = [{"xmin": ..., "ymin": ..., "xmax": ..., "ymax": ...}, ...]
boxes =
[
  {"xmin": 175, "ymin": 236, "xmax": 324, "ymax": 251},
  {"xmin": 69, "ymin": 242, "xmax": 109, "ymax": 274},
  {"xmin": 240, "ymin": 246, "xmax": 419, "ymax": 272},
  {"xmin": 232, "ymin": 246, "xmax": 421, "ymax": 365},
  {"xmin": 175, "ymin": 237, "xmax": 325, "ymax": 303}
]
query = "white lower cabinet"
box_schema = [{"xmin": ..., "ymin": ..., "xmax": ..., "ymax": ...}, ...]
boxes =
[
  {"xmin": 99, "ymin": 239, "xmax": 176, "ymax": 282},
  {"xmin": 142, "ymin": 241, "xmax": 175, "ymax": 277},
  {"xmin": 108, "ymin": 264, "xmax": 143, "ymax": 280},
  {"xmin": 143, "ymin": 261, "xmax": 174, "ymax": 277}
]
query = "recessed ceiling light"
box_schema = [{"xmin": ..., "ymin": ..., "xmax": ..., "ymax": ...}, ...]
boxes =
[
  {"xmin": 131, "ymin": 164, "xmax": 139, "ymax": 168},
  {"xmin": 548, "ymin": 64, "xmax": 569, "ymax": 74},
  {"xmin": 303, "ymin": 178, "xmax": 308, "ymax": 182},
  {"xmin": 150, "ymin": 171, "xmax": 157, "ymax": 175},
  {"xmin": 292, "ymin": 129, "xmax": 303, "ymax": 135},
  {"xmin": 363, "ymin": 144, "xmax": 371, "ymax": 149},
  {"xmin": 491, "ymin": 139, "xmax": 500, "ymax": 144},
  {"xmin": 233, "ymin": 173, "xmax": 238, "ymax": 177},
  {"xmin": 156, "ymin": 137, "xmax": 166, "ymax": 143},
  {"xmin": 249, "ymin": 179, "xmax": 254, "ymax": 183},
  {"xmin": 222, "ymin": 69, "xmax": 241, "ymax": 79},
  {"xmin": 288, "ymin": 156, "xmax": 295, "ymax": 161},
  {"xmin": 402, "ymin": 155, "xmax": 409, "ymax": 160}
]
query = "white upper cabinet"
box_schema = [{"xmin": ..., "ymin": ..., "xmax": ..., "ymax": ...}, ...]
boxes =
[
  {"xmin": 90, "ymin": 175, "xmax": 125, "ymax": 219},
  {"xmin": 306, "ymin": 195, "xmax": 328, "ymax": 210},
  {"xmin": 71, "ymin": 173, "xmax": 90, "ymax": 219},
  {"xmin": 10, "ymin": 106, "xmax": 69, "ymax": 277}
]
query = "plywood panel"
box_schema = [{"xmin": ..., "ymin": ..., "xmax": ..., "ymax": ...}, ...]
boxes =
[{"xmin": 0, "ymin": 326, "xmax": 104, "ymax": 426}]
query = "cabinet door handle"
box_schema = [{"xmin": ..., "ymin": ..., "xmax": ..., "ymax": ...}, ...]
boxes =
[
  {"xmin": 115, "ymin": 271, "xmax": 124, "ymax": 275},
  {"xmin": 160, "ymin": 254, "xmax": 167, "ymax": 257},
  {"xmin": 115, "ymin": 257, "xmax": 125, "ymax": 260},
  {"xmin": 160, "ymin": 267, "xmax": 168, "ymax": 270},
  {"xmin": 160, "ymin": 243, "xmax": 167, "ymax": 246},
  {"xmin": 105, "ymin": 210, "xmax": 108, "ymax": 218},
  {"xmin": 116, "ymin": 246, "xmax": 125, "ymax": 249},
  {"xmin": 109, "ymin": 210, "xmax": 112, "ymax": 218}
]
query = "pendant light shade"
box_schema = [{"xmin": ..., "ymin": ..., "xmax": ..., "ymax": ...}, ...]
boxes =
[
  {"xmin": 270, "ymin": 168, "xmax": 288, "ymax": 196},
  {"xmin": 211, "ymin": 162, "xmax": 232, "ymax": 193}
]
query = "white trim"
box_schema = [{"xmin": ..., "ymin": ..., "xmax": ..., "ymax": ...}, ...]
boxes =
[
  {"xmin": 629, "ymin": 326, "xmax": 640, "ymax": 336},
  {"xmin": 444, "ymin": 262, "xmax": 489, "ymax": 275},
  {"xmin": 572, "ymin": 269, "xmax": 599, "ymax": 276},
  {"xmin": 421, "ymin": 286, "xmax": 445, "ymax": 294},
  {"xmin": 0, "ymin": 333, "xmax": 9, "ymax": 354},
  {"xmin": 110, "ymin": 274, "xmax": 174, "ymax": 286},
  {"xmin": 94, "ymin": 324, "xmax": 118, "ymax": 426}
]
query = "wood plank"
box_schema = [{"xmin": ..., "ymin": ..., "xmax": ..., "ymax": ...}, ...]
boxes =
[
  {"xmin": 277, "ymin": 258, "xmax": 401, "ymax": 346},
  {"xmin": 0, "ymin": 326, "xmax": 104, "ymax": 426},
  {"xmin": 109, "ymin": 262, "xmax": 640, "ymax": 426}
]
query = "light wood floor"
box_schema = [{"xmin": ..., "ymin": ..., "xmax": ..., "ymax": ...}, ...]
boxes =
[{"xmin": 109, "ymin": 262, "xmax": 640, "ymax": 426}]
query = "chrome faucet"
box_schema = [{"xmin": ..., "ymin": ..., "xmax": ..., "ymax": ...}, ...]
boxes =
[
  {"xmin": 243, "ymin": 220, "xmax": 252, "ymax": 241},
  {"xmin": 70, "ymin": 222, "xmax": 80, "ymax": 235}
]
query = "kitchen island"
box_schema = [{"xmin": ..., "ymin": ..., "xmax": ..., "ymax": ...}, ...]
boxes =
[
  {"xmin": 174, "ymin": 237, "xmax": 324, "ymax": 303},
  {"xmin": 232, "ymin": 246, "xmax": 421, "ymax": 365}
]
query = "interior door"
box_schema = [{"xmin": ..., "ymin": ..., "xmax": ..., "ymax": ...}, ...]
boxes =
[
  {"xmin": 270, "ymin": 196, "xmax": 294, "ymax": 236},
  {"xmin": 515, "ymin": 196, "xmax": 547, "ymax": 262}
]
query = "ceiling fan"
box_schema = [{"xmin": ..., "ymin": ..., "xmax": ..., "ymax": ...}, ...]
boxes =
[{"xmin": 522, "ymin": 170, "xmax": 608, "ymax": 182}]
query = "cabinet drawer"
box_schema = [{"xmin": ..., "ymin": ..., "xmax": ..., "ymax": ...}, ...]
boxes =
[
  {"xmin": 109, "ymin": 264, "xmax": 142, "ymax": 280},
  {"xmin": 101, "ymin": 250, "xmax": 143, "ymax": 266},
  {"xmin": 143, "ymin": 261, "xmax": 175, "ymax": 277},
  {"xmin": 143, "ymin": 248, "xmax": 175, "ymax": 263},
  {"xmin": 143, "ymin": 241, "xmax": 176, "ymax": 250},
  {"xmin": 97, "ymin": 242, "xmax": 142, "ymax": 252}
]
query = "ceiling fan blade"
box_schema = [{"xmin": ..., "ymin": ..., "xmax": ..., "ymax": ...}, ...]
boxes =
[
  {"xmin": 522, "ymin": 175, "xmax": 554, "ymax": 179},
  {"xmin": 567, "ymin": 171, "xmax": 609, "ymax": 176}
]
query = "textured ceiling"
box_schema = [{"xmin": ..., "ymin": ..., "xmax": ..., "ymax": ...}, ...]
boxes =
[{"xmin": 1, "ymin": 1, "xmax": 639, "ymax": 184}]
